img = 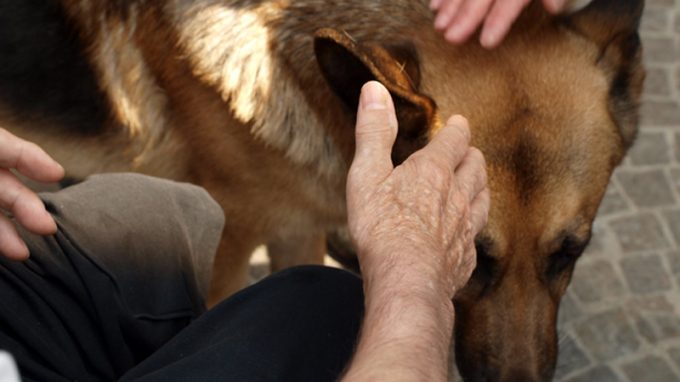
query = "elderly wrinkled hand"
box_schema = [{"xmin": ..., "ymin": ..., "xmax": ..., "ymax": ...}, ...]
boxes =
[
  {"xmin": 0, "ymin": 128, "xmax": 64, "ymax": 260},
  {"xmin": 346, "ymin": 81, "xmax": 490, "ymax": 299}
]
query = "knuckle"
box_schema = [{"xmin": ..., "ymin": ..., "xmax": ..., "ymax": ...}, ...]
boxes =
[
  {"xmin": 449, "ymin": 191, "xmax": 470, "ymax": 217},
  {"xmin": 474, "ymin": 166, "xmax": 488, "ymax": 190},
  {"xmin": 416, "ymin": 155, "xmax": 452, "ymax": 187},
  {"xmin": 429, "ymin": 158, "xmax": 451, "ymax": 180},
  {"xmin": 458, "ymin": 179, "xmax": 475, "ymax": 202},
  {"xmin": 479, "ymin": 165, "xmax": 488, "ymax": 187},
  {"xmin": 25, "ymin": 141, "xmax": 41, "ymax": 154},
  {"xmin": 429, "ymin": 170, "xmax": 448, "ymax": 191},
  {"xmin": 1, "ymin": 185, "xmax": 22, "ymax": 211},
  {"xmin": 358, "ymin": 108, "xmax": 395, "ymax": 127},
  {"xmin": 465, "ymin": 148, "xmax": 488, "ymax": 186},
  {"xmin": 467, "ymin": 147, "xmax": 487, "ymax": 172},
  {"xmin": 452, "ymin": 186, "xmax": 468, "ymax": 205},
  {"xmin": 356, "ymin": 120, "xmax": 394, "ymax": 139}
]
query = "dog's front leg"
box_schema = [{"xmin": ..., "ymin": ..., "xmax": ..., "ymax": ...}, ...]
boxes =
[
  {"xmin": 267, "ymin": 233, "xmax": 327, "ymax": 273},
  {"xmin": 207, "ymin": 231, "xmax": 260, "ymax": 307}
]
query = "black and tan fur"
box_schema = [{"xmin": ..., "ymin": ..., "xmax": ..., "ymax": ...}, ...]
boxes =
[{"xmin": 0, "ymin": 0, "xmax": 644, "ymax": 380}]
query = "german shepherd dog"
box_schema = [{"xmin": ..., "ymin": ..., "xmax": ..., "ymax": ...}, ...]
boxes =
[{"xmin": 0, "ymin": 0, "xmax": 644, "ymax": 380}]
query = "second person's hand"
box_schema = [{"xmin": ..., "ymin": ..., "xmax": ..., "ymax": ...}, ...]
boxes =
[
  {"xmin": 431, "ymin": 0, "xmax": 592, "ymax": 48},
  {"xmin": 0, "ymin": 128, "xmax": 64, "ymax": 260}
]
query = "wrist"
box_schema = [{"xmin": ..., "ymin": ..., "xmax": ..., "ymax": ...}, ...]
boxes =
[
  {"xmin": 362, "ymin": 264, "xmax": 456, "ymax": 348},
  {"xmin": 365, "ymin": 274, "xmax": 453, "ymax": 310},
  {"xmin": 343, "ymin": 248, "xmax": 457, "ymax": 381},
  {"xmin": 359, "ymin": 250, "xmax": 457, "ymax": 305},
  {"xmin": 345, "ymin": 278, "xmax": 455, "ymax": 382},
  {"xmin": 363, "ymin": 276, "xmax": 456, "ymax": 334}
]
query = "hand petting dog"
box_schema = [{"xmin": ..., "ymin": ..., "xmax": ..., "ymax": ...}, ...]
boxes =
[
  {"xmin": 431, "ymin": 0, "xmax": 592, "ymax": 48},
  {"xmin": 0, "ymin": 128, "xmax": 64, "ymax": 260},
  {"xmin": 347, "ymin": 82, "xmax": 489, "ymax": 300},
  {"xmin": 343, "ymin": 82, "xmax": 489, "ymax": 381}
]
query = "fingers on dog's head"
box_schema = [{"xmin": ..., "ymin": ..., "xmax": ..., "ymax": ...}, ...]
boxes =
[
  {"xmin": 470, "ymin": 187, "xmax": 491, "ymax": 235},
  {"xmin": 426, "ymin": 115, "xmax": 471, "ymax": 169},
  {"xmin": 457, "ymin": 147, "xmax": 488, "ymax": 201},
  {"xmin": 480, "ymin": 0, "xmax": 530, "ymax": 48}
]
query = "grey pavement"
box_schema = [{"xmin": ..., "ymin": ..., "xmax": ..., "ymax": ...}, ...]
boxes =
[{"xmin": 554, "ymin": 1, "xmax": 680, "ymax": 380}]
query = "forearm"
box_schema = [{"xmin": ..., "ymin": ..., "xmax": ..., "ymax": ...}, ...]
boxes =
[{"xmin": 342, "ymin": 276, "xmax": 455, "ymax": 381}]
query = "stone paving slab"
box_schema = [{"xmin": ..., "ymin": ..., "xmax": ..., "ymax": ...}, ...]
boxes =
[{"xmin": 555, "ymin": 2, "xmax": 680, "ymax": 380}]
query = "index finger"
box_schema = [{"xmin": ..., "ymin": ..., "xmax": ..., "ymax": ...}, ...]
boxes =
[
  {"xmin": 420, "ymin": 115, "xmax": 471, "ymax": 169},
  {"xmin": 0, "ymin": 129, "xmax": 64, "ymax": 183},
  {"xmin": 480, "ymin": 0, "xmax": 530, "ymax": 48}
]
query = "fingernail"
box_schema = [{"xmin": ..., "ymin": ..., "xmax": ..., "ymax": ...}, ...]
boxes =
[
  {"xmin": 448, "ymin": 114, "xmax": 468, "ymax": 126},
  {"xmin": 8, "ymin": 240, "xmax": 30, "ymax": 261},
  {"xmin": 19, "ymin": 242, "xmax": 29, "ymax": 258},
  {"xmin": 361, "ymin": 82, "xmax": 387, "ymax": 110},
  {"xmin": 448, "ymin": 115, "xmax": 471, "ymax": 138},
  {"xmin": 480, "ymin": 30, "xmax": 498, "ymax": 49},
  {"xmin": 430, "ymin": 0, "xmax": 442, "ymax": 10},
  {"xmin": 444, "ymin": 24, "xmax": 465, "ymax": 43},
  {"xmin": 434, "ymin": 13, "xmax": 449, "ymax": 30},
  {"xmin": 45, "ymin": 212, "xmax": 57, "ymax": 232}
]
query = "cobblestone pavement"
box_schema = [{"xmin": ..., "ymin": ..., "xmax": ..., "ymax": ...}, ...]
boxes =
[{"xmin": 553, "ymin": 1, "xmax": 680, "ymax": 380}]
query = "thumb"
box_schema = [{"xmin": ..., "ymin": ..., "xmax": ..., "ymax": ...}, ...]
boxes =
[{"xmin": 351, "ymin": 81, "xmax": 398, "ymax": 185}]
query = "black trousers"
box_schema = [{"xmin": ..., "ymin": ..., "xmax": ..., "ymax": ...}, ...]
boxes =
[{"xmin": 0, "ymin": 174, "xmax": 364, "ymax": 381}]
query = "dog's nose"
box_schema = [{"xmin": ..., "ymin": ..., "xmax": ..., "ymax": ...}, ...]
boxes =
[
  {"xmin": 500, "ymin": 368, "xmax": 539, "ymax": 382},
  {"xmin": 462, "ymin": 366, "xmax": 541, "ymax": 382}
]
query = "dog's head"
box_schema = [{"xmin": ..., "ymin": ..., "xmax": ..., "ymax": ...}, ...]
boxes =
[{"xmin": 315, "ymin": 0, "xmax": 644, "ymax": 380}]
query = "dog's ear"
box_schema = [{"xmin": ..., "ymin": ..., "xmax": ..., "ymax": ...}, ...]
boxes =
[
  {"xmin": 566, "ymin": 0, "xmax": 645, "ymax": 149},
  {"xmin": 314, "ymin": 28, "xmax": 437, "ymax": 163},
  {"xmin": 567, "ymin": 0, "xmax": 644, "ymax": 48}
]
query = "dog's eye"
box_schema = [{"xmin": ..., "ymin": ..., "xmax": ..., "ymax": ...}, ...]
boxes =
[{"xmin": 546, "ymin": 237, "xmax": 589, "ymax": 279}]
